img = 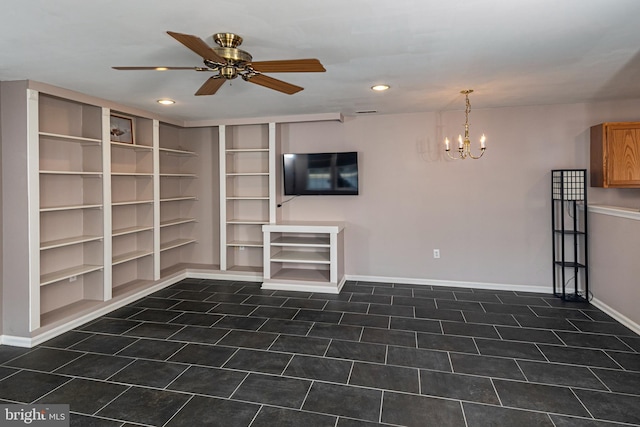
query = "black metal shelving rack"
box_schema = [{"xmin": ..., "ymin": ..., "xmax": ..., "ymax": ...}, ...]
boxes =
[{"xmin": 551, "ymin": 169, "xmax": 588, "ymax": 301}]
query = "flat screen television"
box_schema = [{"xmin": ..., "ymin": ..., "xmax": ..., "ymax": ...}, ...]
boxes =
[{"xmin": 283, "ymin": 151, "xmax": 359, "ymax": 195}]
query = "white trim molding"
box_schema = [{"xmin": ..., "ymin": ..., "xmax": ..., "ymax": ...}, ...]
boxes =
[
  {"xmin": 345, "ymin": 274, "xmax": 549, "ymax": 294},
  {"xmin": 589, "ymin": 204, "xmax": 640, "ymax": 221},
  {"xmin": 590, "ymin": 297, "xmax": 640, "ymax": 336}
]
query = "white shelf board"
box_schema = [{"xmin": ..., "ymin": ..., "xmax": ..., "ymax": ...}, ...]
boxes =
[
  {"xmin": 227, "ymin": 218, "xmax": 269, "ymax": 225},
  {"xmin": 226, "ymin": 172, "xmax": 269, "ymax": 176},
  {"xmin": 226, "ymin": 196, "xmax": 270, "ymax": 200},
  {"xmin": 112, "ymin": 225, "xmax": 154, "ymax": 237},
  {"xmin": 271, "ymin": 235, "xmax": 331, "ymax": 247},
  {"xmin": 271, "ymin": 250, "xmax": 331, "ymax": 264},
  {"xmin": 40, "ymin": 170, "xmax": 102, "ymax": 176},
  {"xmin": 111, "ymin": 141, "xmax": 153, "ymax": 151},
  {"xmin": 269, "ymin": 268, "xmax": 331, "ymax": 283},
  {"xmin": 39, "ymin": 132, "xmax": 101, "ymax": 144},
  {"xmin": 160, "ymin": 196, "xmax": 197, "ymax": 202},
  {"xmin": 263, "ymin": 221, "xmax": 345, "ymax": 234},
  {"xmin": 159, "ymin": 147, "xmax": 197, "ymax": 156},
  {"xmin": 112, "ymin": 199, "xmax": 154, "ymax": 206},
  {"xmin": 111, "ymin": 172, "xmax": 153, "ymax": 177},
  {"xmin": 160, "ymin": 218, "xmax": 196, "ymax": 228},
  {"xmin": 112, "ymin": 250, "xmax": 154, "ymax": 266},
  {"xmin": 227, "ymin": 240, "xmax": 263, "ymax": 248},
  {"xmin": 226, "ymin": 148, "xmax": 269, "ymax": 153},
  {"xmin": 40, "ymin": 264, "xmax": 103, "ymax": 286},
  {"xmin": 160, "ymin": 238, "xmax": 196, "ymax": 252},
  {"xmin": 40, "ymin": 203, "xmax": 102, "ymax": 212},
  {"xmin": 160, "ymin": 173, "xmax": 197, "ymax": 178},
  {"xmin": 40, "ymin": 299, "xmax": 103, "ymax": 327},
  {"xmin": 40, "ymin": 234, "xmax": 103, "ymax": 250}
]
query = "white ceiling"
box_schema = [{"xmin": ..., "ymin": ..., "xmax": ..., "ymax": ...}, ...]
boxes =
[{"xmin": 1, "ymin": 0, "xmax": 639, "ymax": 121}]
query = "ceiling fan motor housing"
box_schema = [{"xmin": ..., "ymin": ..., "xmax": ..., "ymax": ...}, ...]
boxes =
[
  {"xmin": 211, "ymin": 47, "xmax": 252, "ymax": 65},
  {"xmin": 213, "ymin": 33, "xmax": 243, "ymax": 48},
  {"xmin": 207, "ymin": 33, "xmax": 253, "ymax": 80},
  {"xmin": 220, "ymin": 65, "xmax": 238, "ymax": 79}
]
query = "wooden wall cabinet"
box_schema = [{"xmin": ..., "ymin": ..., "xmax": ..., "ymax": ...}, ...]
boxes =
[{"xmin": 590, "ymin": 122, "xmax": 640, "ymax": 188}]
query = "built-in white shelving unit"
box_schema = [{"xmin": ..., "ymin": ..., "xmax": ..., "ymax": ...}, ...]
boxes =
[
  {"xmin": 1, "ymin": 79, "xmax": 340, "ymax": 347},
  {"xmin": 36, "ymin": 93, "xmax": 108, "ymax": 328},
  {"xmin": 262, "ymin": 222, "xmax": 345, "ymax": 293},
  {"xmin": 219, "ymin": 123, "xmax": 277, "ymax": 274},
  {"xmin": 158, "ymin": 123, "xmax": 200, "ymax": 277},
  {"xmin": 109, "ymin": 113, "xmax": 156, "ymax": 298}
]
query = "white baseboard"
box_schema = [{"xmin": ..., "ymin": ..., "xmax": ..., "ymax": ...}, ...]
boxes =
[
  {"xmin": 345, "ymin": 274, "xmax": 550, "ymax": 294},
  {"xmin": 262, "ymin": 277, "xmax": 346, "ymax": 294},
  {"xmin": 187, "ymin": 270, "xmax": 262, "ymax": 282},
  {"xmin": 0, "ymin": 335, "xmax": 33, "ymax": 347},
  {"xmin": 590, "ymin": 297, "xmax": 640, "ymax": 336}
]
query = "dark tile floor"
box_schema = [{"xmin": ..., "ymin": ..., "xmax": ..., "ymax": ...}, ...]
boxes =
[{"xmin": 1, "ymin": 279, "xmax": 639, "ymax": 426}]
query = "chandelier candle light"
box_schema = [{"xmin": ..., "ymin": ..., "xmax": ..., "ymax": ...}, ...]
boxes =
[{"xmin": 445, "ymin": 89, "xmax": 486, "ymax": 160}]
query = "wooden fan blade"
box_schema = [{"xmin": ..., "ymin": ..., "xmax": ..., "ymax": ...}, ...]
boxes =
[
  {"xmin": 250, "ymin": 59, "xmax": 326, "ymax": 73},
  {"xmin": 195, "ymin": 76, "xmax": 226, "ymax": 96},
  {"xmin": 247, "ymin": 74, "xmax": 303, "ymax": 95},
  {"xmin": 166, "ymin": 31, "xmax": 226, "ymax": 64},
  {"xmin": 112, "ymin": 66, "xmax": 200, "ymax": 70}
]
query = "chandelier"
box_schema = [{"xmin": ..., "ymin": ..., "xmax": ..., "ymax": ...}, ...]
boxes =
[{"xmin": 445, "ymin": 89, "xmax": 486, "ymax": 160}]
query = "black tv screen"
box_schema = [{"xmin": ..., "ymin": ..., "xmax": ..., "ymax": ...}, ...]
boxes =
[{"xmin": 283, "ymin": 152, "xmax": 359, "ymax": 195}]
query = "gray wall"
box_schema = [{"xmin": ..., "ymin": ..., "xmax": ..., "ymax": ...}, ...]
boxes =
[{"xmin": 277, "ymin": 99, "xmax": 640, "ymax": 289}]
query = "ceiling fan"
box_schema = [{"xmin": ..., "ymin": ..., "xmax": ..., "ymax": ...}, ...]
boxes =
[{"xmin": 113, "ymin": 31, "xmax": 326, "ymax": 96}]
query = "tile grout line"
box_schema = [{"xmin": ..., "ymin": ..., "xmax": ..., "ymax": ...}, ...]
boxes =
[
  {"xmin": 90, "ymin": 384, "xmax": 133, "ymax": 417},
  {"xmin": 298, "ymin": 379, "xmax": 315, "ymax": 411},
  {"xmin": 160, "ymin": 393, "xmax": 195, "ymax": 427}
]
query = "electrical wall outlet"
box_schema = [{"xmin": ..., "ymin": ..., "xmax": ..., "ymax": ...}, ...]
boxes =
[
  {"xmin": 433, "ymin": 249, "xmax": 440, "ymax": 259},
  {"xmin": 239, "ymin": 246, "xmax": 245, "ymax": 251},
  {"xmin": 69, "ymin": 276, "xmax": 77, "ymax": 282}
]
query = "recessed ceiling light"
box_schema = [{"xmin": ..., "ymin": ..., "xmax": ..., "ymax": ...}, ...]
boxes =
[
  {"xmin": 157, "ymin": 99, "xmax": 175, "ymax": 105},
  {"xmin": 155, "ymin": 67, "xmax": 169, "ymax": 71},
  {"xmin": 371, "ymin": 84, "xmax": 390, "ymax": 91}
]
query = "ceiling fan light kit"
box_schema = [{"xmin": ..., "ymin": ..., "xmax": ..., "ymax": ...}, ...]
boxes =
[{"xmin": 113, "ymin": 31, "xmax": 326, "ymax": 96}]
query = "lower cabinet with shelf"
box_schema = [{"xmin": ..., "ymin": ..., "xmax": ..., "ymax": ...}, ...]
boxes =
[{"xmin": 262, "ymin": 222, "xmax": 345, "ymax": 294}]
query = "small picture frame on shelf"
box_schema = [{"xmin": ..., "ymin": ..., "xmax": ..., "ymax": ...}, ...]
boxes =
[{"xmin": 110, "ymin": 114, "xmax": 134, "ymax": 144}]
